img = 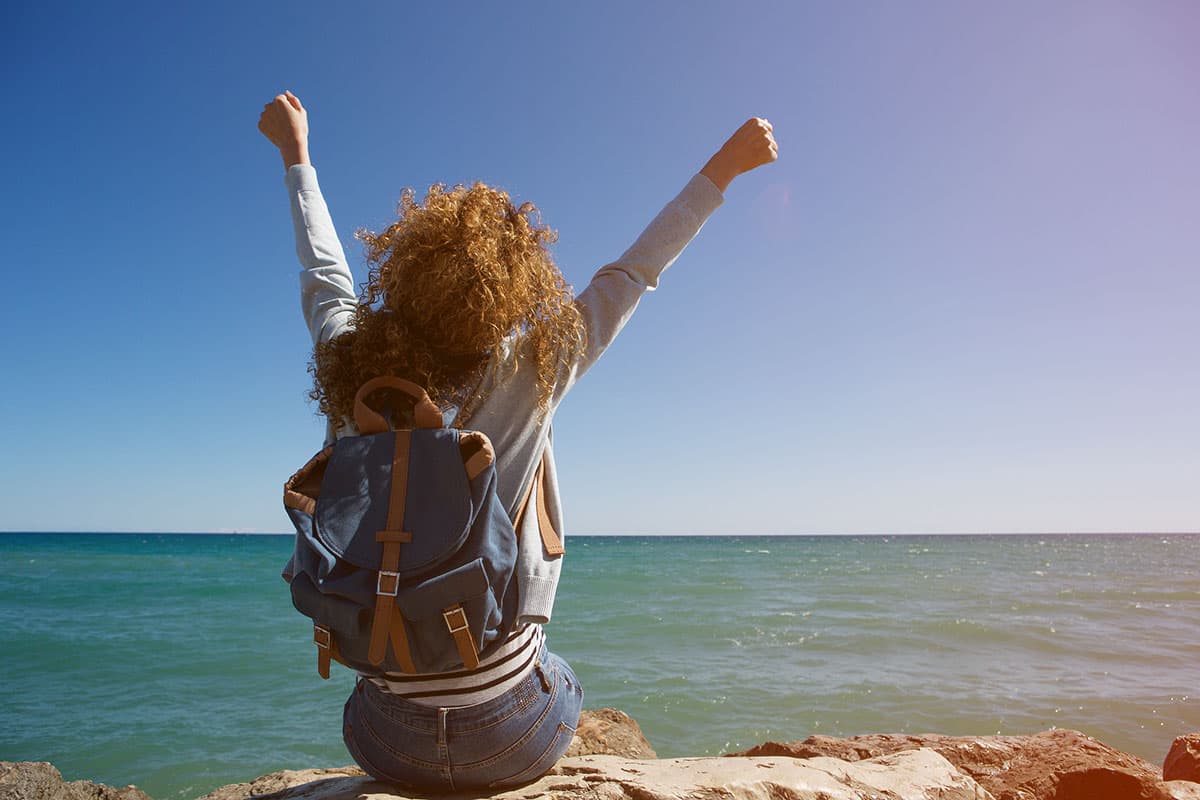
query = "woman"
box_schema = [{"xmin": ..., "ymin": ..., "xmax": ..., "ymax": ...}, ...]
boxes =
[{"xmin": 259, "ymin": 90, "xmax": 777, "ymax": 791}]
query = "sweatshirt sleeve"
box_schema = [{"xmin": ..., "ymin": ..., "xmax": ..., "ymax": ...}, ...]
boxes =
[
  {"xmin": 553, "ymin": 172, "xmax": 724, "ymax": 405},
  {"xmin": 285, "ymin": 164, "xmax": 358, "ymax": 346}
]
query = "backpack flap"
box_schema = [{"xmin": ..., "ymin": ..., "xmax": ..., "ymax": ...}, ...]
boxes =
[{"xmin": 314, "ymin": 428, "xmax": 476, "ymax": 576}]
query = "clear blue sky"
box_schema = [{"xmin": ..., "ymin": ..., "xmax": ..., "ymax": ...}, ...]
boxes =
[{"xmin": 2, "ymin": 1, "xmax": 1196, "ymax": 534}]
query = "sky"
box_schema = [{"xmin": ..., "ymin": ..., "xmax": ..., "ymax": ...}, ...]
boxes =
[{"xmin": 1, "ymin": 1, "xmax": 1197, "ymax": 534}]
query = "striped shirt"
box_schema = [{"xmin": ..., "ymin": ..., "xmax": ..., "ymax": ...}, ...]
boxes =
[{"xmin": 363, "ymin": 624, "xmax": 543, "ymax": 707}]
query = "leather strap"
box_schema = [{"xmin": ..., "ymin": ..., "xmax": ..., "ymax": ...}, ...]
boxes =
[
  {"xmin": 283, "ymin": 446, "xmax": 333, "ymax": 515},
  {"xmin": 443, "ymin": 604, "xmax": 479, "ymax": 670},
  {"xmin": 460, "ymin": 432, "xmax": 495, "ymax": 481},
  {"xmin": 387, "ymin": 432, "xmax": 410, "ymax": 533},
  {"xmin": 353, "ymin": 376, "xmax": 443, "ymax": 433},
  {"xmin": 314, "ymin": 624, "xmax": 333, "ymax": 679},
  {"xmin": 534, "ymin": 455, "xmax": 563, "ymax": 556},
  {"xmin": 368, "ymin": 532, "xmax": 415, "ymax": 670},
  {"xmin": 515, "ymin": 452, "xmax": 563, "ymax": 556},
  {"xmin": 368, "ymin": 431, "xmax": 417, "ymax": 670},
  {"xmin": 314, "ymin": 624, "xmax": 350, "ymax": 679}
]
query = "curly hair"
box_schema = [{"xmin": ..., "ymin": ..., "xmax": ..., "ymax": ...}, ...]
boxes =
[{"xmin": 309, "ymin": 181, "xmax": 585, "ymax": 432}]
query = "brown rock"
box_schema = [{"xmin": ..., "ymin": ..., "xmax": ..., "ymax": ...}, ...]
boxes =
[
  {"xmin": 0, "ymin": 762, "xmax": 152, "ymax": 800},
  {"xmin": 729, "ymin": 728, "xmax": 1172, "ymax": 800},
  {"xmin": 564, "ymin": 708, "xmax": 657, "ymax": 759},
  {"xmin": 1165, "ymin": 734, "xmax": 1200, "ymax": 782}
]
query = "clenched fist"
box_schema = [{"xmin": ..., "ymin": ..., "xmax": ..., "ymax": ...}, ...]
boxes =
[
  {"xmin": 701, "ymin": 118, "xmax": 778, "ymax": 192},
  {"xmin": 258, "ymin": 90, "xmax": 310, "ymax": 170}
]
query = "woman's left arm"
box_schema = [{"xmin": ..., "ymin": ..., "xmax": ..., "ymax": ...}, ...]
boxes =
[
  {"xmin": 260, "ymin": 92, "xmax": 357, "ymax": 345},
  {"xmin": 549, "ymin": 118, "xmax": 778, "ymax": 405}
]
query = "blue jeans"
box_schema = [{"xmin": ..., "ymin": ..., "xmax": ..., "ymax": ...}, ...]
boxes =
[{"xmin": 342, "ymin": 645, "xmax": 584, "ymax": 791}]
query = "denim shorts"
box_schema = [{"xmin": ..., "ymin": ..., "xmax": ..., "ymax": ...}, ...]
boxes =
[{"xmin": 342, "ymin": 645, "xmax": 584, "ymax": 791}]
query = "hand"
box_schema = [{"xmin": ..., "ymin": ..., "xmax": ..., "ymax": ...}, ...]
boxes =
[
  {"xmin": 258, "ymin": 90, "xmax": 310, "ymax": 169},
  {"xmin": 701, "ymin": 118, "xmax": 778, "ymax": 192}
]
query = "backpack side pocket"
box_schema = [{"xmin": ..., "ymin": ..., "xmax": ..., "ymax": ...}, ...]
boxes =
[
  {"xmin": 290, "ymin": 572, "xmax": 370, "ymax": 638},
  {"xmin": 395, "ymin": 557, "xmax": 500, "ymax": 673}
]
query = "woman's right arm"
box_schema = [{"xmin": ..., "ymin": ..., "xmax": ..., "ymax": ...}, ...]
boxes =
[{"xmin": 260, "ymin": 91, "xmax": 357, "ymax": 346}]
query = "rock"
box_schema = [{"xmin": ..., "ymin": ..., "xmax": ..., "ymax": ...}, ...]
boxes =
[
  {"xmin": 15, "ymin": 717, "xmax": 1198, "ymax": 800},
  {"xmin": 193, "ymin": 749, "xmax": 993, "ymax": 799},
  {"xmin": 0, "ymin": 762, "xmax": 152, "ymax": 800},
  {"xmin": 1165, "ymin": 734, "xmax": 1200, "ymax": 782},
  {"xmin": 1164, "ymin": 781, "xmax": 1200, "ymax": 800},
  {"xmin": 564, "ymin": 708, "xmax": 657, "ymax": 759},
  {"xmin": 729, "ymin": 728, "xmax": 1172, "ymax": 800},
  {"xmin": 195, "ymin": 767, "xmax": 366, "ymax": 800}
]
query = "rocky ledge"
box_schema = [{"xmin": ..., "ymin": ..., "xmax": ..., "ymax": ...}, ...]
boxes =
[{"xmin": 3, "ymin": 712, "xmax": 1199, "ymax": 800}]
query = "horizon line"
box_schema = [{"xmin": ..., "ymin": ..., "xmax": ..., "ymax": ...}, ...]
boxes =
[{"xmin": 2, "ymin": 530, "xmax": 1198, "ymax": 537}]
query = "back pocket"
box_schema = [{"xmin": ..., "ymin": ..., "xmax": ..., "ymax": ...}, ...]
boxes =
[
  {"xmin": 395, "ymin": 557, "xmax": 500, "ymax": 673},
  {"xmin": 489, "ymin": 720, "xmax": 577, "ymax": 789}
]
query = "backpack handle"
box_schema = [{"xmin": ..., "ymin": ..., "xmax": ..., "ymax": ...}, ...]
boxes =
[{"xmin": 354, "ymin": 377, "xmax": 443, "ymax": 433}]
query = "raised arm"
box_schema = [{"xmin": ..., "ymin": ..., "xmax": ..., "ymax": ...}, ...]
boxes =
[
  {"xmin": 259, "ymin": 91, "xmax": 357, "ymax": 345},
  {"xmin": 553, "ymin": 118, "xmax": 778, "ymax": 403}
]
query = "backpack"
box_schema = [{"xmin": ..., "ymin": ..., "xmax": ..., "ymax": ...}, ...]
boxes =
[{"xmin": 281, "ymin": 376, "xmax": 555, "ymax": 679}]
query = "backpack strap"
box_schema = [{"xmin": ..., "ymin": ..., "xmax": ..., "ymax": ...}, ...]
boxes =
[
  {"xmin": 313, "ymin": 623, "xmax": 348, "ymax": 680},
  {"xmin": 354, "ymin": 376, "xmax": 443, "ymax": 433},
  {"xmin": 442, "ymin": 604, "xmax": 480, "ymax": 669},
  {"xmin": 371, "ymin": 530, "xmax": 416, "ymax": 672},
  {"xmin": 367, "ymin": 430, "xmax": 417, "ymax": 673},
  {"xmin": 515, "ymin": 451, "xmax": 564, "ymax": 556},
  {"xmin": 314, "ymin": 624, "xmax": 333, "ymax": 679}
]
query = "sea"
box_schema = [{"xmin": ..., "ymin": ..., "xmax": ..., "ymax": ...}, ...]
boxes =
[{"xmin": 1, "ymin": 533, "xmax": 1197, "ymax": 799}]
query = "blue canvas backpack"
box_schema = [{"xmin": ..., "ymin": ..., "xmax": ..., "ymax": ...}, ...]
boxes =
[{"xmin": 281, "ymin": 376, "xmax": 554, "ymax": 679}]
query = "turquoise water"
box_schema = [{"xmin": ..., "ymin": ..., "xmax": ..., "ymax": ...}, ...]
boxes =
[{"xmin": 1, "ymin": 533, "xmax": 1197, "ymax": 798}]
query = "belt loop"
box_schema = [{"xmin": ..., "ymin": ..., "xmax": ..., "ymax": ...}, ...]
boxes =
[
  {"xmin": 534, "ymin": 663, "xmax": 552, "ymax": 692},
  {"xmin": 437, "ymin": 706, "xmax": 454, "ymax": 789},
  {"xmin": 437, "ymin": 707, "xmax": 449, "ymax": 747}
]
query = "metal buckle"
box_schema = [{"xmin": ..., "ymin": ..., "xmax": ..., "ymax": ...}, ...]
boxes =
[
  {"xmin": 377, "ymin": 570, "xmax": 400, "ymax": 596},
  {"xmin": 443, "ymin": 606, "xmax": 469, "ymax": 633},
  {"xmin": 313, "ymin": 624, "xmax": 332, "ymax": 649}
]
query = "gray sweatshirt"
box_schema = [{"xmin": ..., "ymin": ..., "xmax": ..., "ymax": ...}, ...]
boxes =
[{"xmin": 286, "ymin": 164, "xmax": 723, "ymax": 625}]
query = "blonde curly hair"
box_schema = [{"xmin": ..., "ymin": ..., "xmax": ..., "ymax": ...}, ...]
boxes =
[{"xmin": 309, "ymin": 181, "xmax": 585, "ymax": 432}]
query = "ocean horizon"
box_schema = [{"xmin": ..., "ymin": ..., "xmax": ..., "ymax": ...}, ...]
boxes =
[
  {"xmin": 3, "ymin": 532, "xmax": 1197, "ymax": 799},
  {"xmin": 5, "ymin": 530, "xmax": 1196, "ymax": 536}
]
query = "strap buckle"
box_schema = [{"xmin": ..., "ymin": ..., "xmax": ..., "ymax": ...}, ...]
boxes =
[
  {"xmin": 377, "ymin": 570, "xmax": 401, "ymax": 596},
  {"xmin": 313, "ymin": 624, "xmax": 332, "ymax": 649},
  {"xmin": 443, "ymin": 606, "xmax": 469, "ymax": 633}
]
